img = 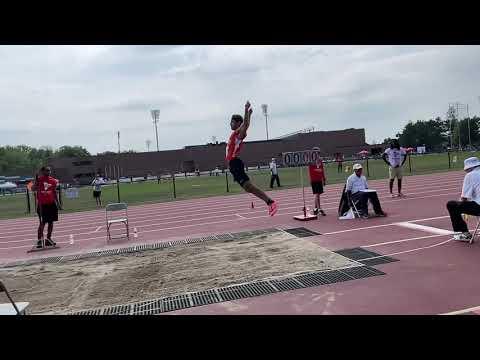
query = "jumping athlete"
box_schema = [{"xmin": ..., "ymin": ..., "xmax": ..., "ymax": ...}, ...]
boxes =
[{"xmin": 226, "ymin": 101, "xmax": 278, "ymax": 216}]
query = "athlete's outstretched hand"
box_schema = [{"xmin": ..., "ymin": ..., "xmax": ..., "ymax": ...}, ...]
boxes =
[{"xmin": 245, "ymin": 101, "xmax": 251, "ymax": 111}]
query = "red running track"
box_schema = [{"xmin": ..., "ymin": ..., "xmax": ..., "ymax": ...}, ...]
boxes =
[{"xmin": 1, "ymin": 170, "xmax": 479, "ymax": 314}]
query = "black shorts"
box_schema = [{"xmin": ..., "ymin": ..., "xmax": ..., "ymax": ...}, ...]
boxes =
[
  {"xmin": 93, "ymin": 190, "xmax": 101, "ymax": 198},
  {"xmin": 37, "ymin": 203, "xmax": 58, "ymax": 224},
  {"xmin": 311, "ymin": 181, "xmax": 324, "ymax": 194},
  {"xmin": 229, "ymin": 158, "xmax": 250, "ymax": 186}
]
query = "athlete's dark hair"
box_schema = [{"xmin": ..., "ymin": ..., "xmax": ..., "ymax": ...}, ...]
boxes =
[
  {"xmin": 390, "ymin": 139, "xmax": 400, "ymax": 149},
  {"xmin": 40, "ymin": 166, "xmax": 51, "ymax": 172},
  {"xmin": 231, "ymin": 114, "xmax": 243, "ymax": 123}
]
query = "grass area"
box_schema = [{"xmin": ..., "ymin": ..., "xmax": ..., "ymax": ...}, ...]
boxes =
[{"xmin": 0, "ymin": 151, "xmax": 476, "ymax": 220}]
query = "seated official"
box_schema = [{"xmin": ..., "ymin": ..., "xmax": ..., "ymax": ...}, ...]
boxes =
[
  {"xmin": 446, "ymin": 157, "xmax": 480, "ymax": 242},
  {"xmin": 346, "ymin": 164, "xmax": 387, "ymax": 218}
]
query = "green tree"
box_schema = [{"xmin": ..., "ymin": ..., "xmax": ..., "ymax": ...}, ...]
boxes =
[
  {"xmin": 396, "ymin": 118, "xmax": 447, "ymax": 150},
  {"xmin": 54, "ymin": 146, "xmax": 91, "ymax": 158}
]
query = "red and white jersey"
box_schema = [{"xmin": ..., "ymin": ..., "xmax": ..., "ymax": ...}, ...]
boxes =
[
  {"xmin": 226, "ymin": 130, "xmax": 245, "ymax": 161},
  {"xmin": 36, "ymin": 175, "xmax": 59, "ymax": 205},
  {"xmin": 309, "ymin": 161, "xmax": 326, "ymax": 183}
]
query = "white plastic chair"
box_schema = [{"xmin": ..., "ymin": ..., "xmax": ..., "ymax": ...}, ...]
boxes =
[{"xmin": 106, "ymin": 203, "xmax": 130, "ymax": 242}]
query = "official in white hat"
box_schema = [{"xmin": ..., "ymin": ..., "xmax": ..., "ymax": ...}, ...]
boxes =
[
  {"xmin": 446, "ymin": 157, "xmax": 480, "ymax": 242},
  {"xmin": 346, "ymin": 163, "xmax": 386, "ymax": 218}
]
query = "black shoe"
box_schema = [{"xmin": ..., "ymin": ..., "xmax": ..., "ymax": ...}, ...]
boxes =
[
  {"xmin": 313, "ymin": 208, "xmax": 319, "ymax": 215},
  {"xmin": 36, "ymin": 240, "xmax": 44, "ymax": 249},
  {"xmin": 319, "ymin": 209, "xmax": 326, "ymax": 216},
  {"xmin": 45, "ymin": 238, "xmax": 56, "ymax": 247}
]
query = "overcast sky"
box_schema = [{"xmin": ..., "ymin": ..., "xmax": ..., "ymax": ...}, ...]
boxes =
[{"xmin": 1, "ymin": 45, "xmax": 479, "ymax": 154}]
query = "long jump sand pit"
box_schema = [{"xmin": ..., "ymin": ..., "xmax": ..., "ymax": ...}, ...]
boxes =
[{"xmin": 1, "ymin": 230, "xmax": 359, "ymax": 314}]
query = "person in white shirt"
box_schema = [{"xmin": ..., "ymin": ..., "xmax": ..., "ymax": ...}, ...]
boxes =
[
  {"xmin": 382, "ymin": 139, "xmax": 407, "ymax": 197},
  {"xmin": 269, "ymin": 158, "xmax": 281, "ymax": 188},
  {"xmin": 346, "ymin": 163, "xmax": 386, "ymax": 218},
  {"xmin": 446, "ymin": 157, "xmax": 480, "ymax": 242},
  {"xmin": 91, "ymin": 174, "xmax": 105, "ymax": 206}
]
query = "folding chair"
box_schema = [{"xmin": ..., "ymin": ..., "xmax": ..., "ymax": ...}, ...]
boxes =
[
  {"xmin": 346, "ymin": 193, "xmax": 363, "ymax": 219},
  {"xmin": 463, "ymin": 214, "xmax": 480, "ymax": 244},
  {"xmin": 0, "ymin": 280, "xmax": 29, "ymax": 315},
  {"xmin": 106, "ymin": 203, "xmax": 130, "ymax": 242},
  {"xmin": 472, "ymin": 217, "xmax": 480, "ymax": 244}
]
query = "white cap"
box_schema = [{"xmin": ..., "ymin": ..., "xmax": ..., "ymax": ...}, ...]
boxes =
[
  {"xmin": 353, "ymin": 163, "xmax": 363, "ymax": 170},
  {"xmin": 464, "ymin": 157, "xmax": 480, "ymax": 171},
  {"xmin": 272, "ymin": 158, "xmax": 275, "ymax": 161}
]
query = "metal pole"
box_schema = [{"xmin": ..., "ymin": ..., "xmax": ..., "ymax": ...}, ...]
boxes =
[
  {"xmin": 117, "ymin": 131, "xmax": 120, "ymax": 154},
  {"xmin": 448, "ymin": 151, "xmax": 451, "ymax": 169},
  {"xmin": 225, "ymin": 171, "xmax": 230, "ymax": 193},
  {"xmin": 301, "ymin": 166, "xmax": 306, "ymax": 218},
  {"xmin": 467, "ymin": 104, "xmax": 471, "ymax": 148},
  {"xmin": 172, "ymin": 172, "xmax": 176, "ymax": 199},
  {"xmin": 58, "ymin": 184, "xmax": 63, "ymax": 208},
  {"xmin": 261, "ymin": 104, "xmax": 269, "ymax": 141},
  {"xmin": 151, "ymin": 110, "xmax": 160, "ymax": 152},
  {"xmin": 457, "ymin": 103, "xmax": 461, "ymax": 151},
  {"xmin": 265, "ymin": 114, "xmax": 269, "ymax": 141},
  {"xmin": 366, "ymin": 157, "xmax": 370, "ymax": 177},
  {"xmin": 116, "ymin": 165, "xmax": 121, "ymax": 202},
  {"xmin": 408, "ymin": 153, "xmax": 412, "ymax": 173},
  {"xmin": 26, "ymin": 187, "xmax": 31, "ymax": 214}
]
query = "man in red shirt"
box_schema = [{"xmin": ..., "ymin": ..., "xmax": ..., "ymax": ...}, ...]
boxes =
[
  {"xmin": 226, "ymin": 101, "xmax": 277, "ymax": 216},
  {"xmin": 32, "ymin": 166, "xmax": 61, "ymax": 248},
  {"xmin": 308, "ymin": 148, "xmax": 326, "ymax": 216}
]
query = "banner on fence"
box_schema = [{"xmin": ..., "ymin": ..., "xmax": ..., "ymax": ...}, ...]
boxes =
[
  {"xmin": 282, "ymin": 150, "xmax": 322, "ymax": 167},
  {"xmin": 65, "ymin": 187, "xmax": 80, "ymax": 199}
]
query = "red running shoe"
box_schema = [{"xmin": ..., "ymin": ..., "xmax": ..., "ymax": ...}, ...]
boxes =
[{"xmin": 268, "ymin": 201, "xmax": 278, "ymax": 216}]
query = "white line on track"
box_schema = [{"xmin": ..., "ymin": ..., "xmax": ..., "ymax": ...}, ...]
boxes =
[
  {"xmin": 395, "ymin": 222, "xmax": 454, "ymax": 235},
  {"xmin": 0, "ymin": 185, "xmax": 461, "ymax": 239},
  {"xmin": 440, "ymin": 305, "xmax": 480, "ymax": 315},
  {"xmin": 362, "ymin": 234, "xmax": 444, "ymax": 248},
  {"xmin": 0, "ymin": 173, "xmax": 463, "ymax": 227},
  {"xmin": 0, "ymin": 191, "xmax": 461, "ymax": 248}
]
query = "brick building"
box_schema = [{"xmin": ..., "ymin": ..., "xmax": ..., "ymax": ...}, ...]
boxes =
[{"xmin": 48, "ymin": 128, "xmax": 373, "ymax": 184}]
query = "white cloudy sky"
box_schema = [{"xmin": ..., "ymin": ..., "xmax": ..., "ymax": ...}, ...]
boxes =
[{"xmin": 1, "ymin": 45, "xmax": 479, "ymax": 154}]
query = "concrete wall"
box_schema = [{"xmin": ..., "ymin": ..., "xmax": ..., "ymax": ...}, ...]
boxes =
[{"xmin": 48, "ymin": 128, "xmax": 372, "ymax": 183}]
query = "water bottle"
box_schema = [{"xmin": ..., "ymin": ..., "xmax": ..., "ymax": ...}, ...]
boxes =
[
  {"xmin": 69, "ymin": 234, "xmax": 74, "ymax": 245},
  {"xmin": 133, "ymin": 227, "xmax": 138, "ymax": 238}
]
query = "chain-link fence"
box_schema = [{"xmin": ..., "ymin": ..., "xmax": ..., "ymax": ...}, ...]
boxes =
[{"xmin": 1, "ymin": 151, "xmax": 478, "ymax": 220}]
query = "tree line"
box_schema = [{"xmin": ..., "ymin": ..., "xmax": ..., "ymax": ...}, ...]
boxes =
[
  {"xmin": 382, "ymin": 116, "xmax": 480, "ymax": 151},
  {"xmin": 0, "ymin": 145, "xmax": 91, "ymax": 176},
  {"xmin": 2, "ymin": 115, "xmax": 479, "ymax": 176},
  {"xmin": 0, "ymin": 145, "xmax": 140, "ymax": 176}
]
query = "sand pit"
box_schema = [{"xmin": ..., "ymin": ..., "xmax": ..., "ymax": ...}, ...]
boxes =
[{"xmin": 1, "ymin": 230, "xmax": 359, "ymax": 314}]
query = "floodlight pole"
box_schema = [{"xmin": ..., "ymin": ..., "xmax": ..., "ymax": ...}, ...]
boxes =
[
  {"xmin": 117, "ymin": 131, "xmax": 121, "ymax": 154},
  {"xmin": 467, "ymin": 104, "xmax": 471, "ymax": 148},
  {"xmin": 457, "ymin": 103, "xmax": 462, "ymax": 151},
  {"xmin": 262, "ymin": 104, "xmax": 269, "ymax": 141},
  {"xmin": 151, "ymin": 109, "xmax": 160, "ymax": 152}
]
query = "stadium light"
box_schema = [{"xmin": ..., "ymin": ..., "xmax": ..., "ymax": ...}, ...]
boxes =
[
  {"xmin": 117, "ymin": 131, "xmax": 120, "ymax": 154},
  {"xmin": 261, "ymin": 104, "xmax": 269, "ymax": 141},
  {"xmin": 151, "ymin": 109, "xmax": 160, "ymax": 152}
]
